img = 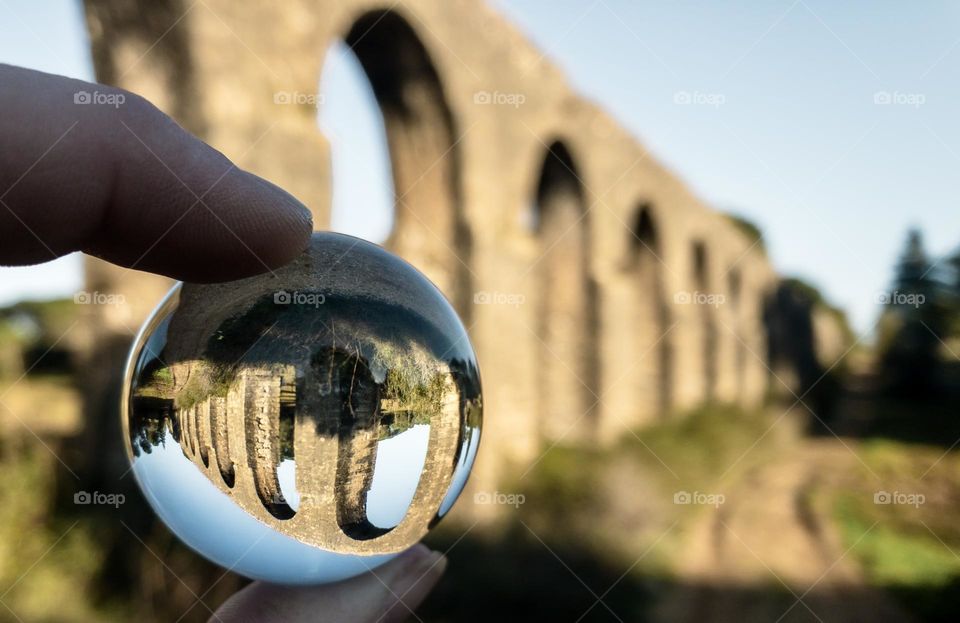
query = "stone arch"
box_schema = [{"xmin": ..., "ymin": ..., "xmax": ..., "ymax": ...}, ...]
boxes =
[
  {"xmin": 330, "ymin": 9, "xmax": 472, "ymax": 315},
  {"xmin": 533, "ymin": 140, "xmax": 599, "ymax": 441},
  {"xmin": 627, "ymin": 203, "xmax": 672, "ymax": 419},
  {"xmin": 692, "ymin": 240, "xmax": 718, "ymax": 401}
]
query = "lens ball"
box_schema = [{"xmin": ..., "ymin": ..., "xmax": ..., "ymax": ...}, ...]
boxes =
[{"xmin": 122, "ymin": 232, "xmax": 482, "ymax": 584}]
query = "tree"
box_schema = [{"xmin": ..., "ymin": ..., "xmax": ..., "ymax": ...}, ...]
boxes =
[{"xmin": 879, "ymin": 229, "xmax": 946, "ymax": 397}]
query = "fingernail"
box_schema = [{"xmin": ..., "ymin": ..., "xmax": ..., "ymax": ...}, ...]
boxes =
[
  {"xmin": 391, "ymin": 546, "xmax": 446, "ymax": 589},
  {"xmin": 427, "ymin": 551, "xmax": 448, "ymax": 577},
  {"xmin": 377, "ymin": 549, "xmax": 447, "ymax": 623},
  {"xmin": 417, "ymin": 549, "xmax": 447, "ymax": 576},
  {"xmin": 249, "ymin": 172, "xmax": 314, "ymax": 223},
  {"xmin": 398, "ymin": 543, "xmax": 432, "ymax": 567}
]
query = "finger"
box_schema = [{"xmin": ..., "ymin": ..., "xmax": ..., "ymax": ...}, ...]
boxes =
[
  {"xmin": 0, "ymin": 63, "xmax": 313, "ymax": 282},
  {"xmin": 210, "ymin": 544, "xmax": 448, "ymax": 623}
]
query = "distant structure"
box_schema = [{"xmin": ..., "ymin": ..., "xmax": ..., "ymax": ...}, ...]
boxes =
[{"xmin": 82, "ymin": 0, "xmax": 778, "ymax": 504}]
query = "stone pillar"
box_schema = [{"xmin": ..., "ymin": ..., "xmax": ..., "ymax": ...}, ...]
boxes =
[
  {"xmin": 243, "ymin": 367, "xmax": 291, "ymax": 518},
  {"xmin": 713, "ymin": 256, "xmax": 741, "ymax": 405}
]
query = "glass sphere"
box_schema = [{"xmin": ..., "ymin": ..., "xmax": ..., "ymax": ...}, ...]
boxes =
[{"xmin": 122, "ymin": 232, "xmax": 482, "ymax": 585}]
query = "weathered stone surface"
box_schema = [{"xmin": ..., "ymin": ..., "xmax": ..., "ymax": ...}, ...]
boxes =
[{"xmin": 84, "ymin": 0, "xmax": 782, "ymax": 511}]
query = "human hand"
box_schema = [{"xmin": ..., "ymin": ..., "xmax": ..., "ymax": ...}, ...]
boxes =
[
  {"xmin": 0, "ymin": 62, "xmax": 310, "ymax": 279},
  {"xmin": 211, "ymin": 544, "xmax": 448, "ymax": 623},
  {"xmin": 0, "ymin": 64, "xmax": 447, "ymax": 622}
]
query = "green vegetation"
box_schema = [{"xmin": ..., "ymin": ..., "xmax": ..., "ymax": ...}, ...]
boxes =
[
  {"xmin": 422, "ymin": 403, "xmax": 795, "ymax": 623},
  {"xmin": 0, "ymin": 298, "xmax": 77, "ymax": 341},
  {"xmin": 724, "ymin": 213, "xmax": 766, "ymax": 255},
  {"xmin": 0, "ymin": 444, "xmax": 130, "ymax": 622},
  {"xmin": 516, "ymin": 403, "xmax": 783, "ymax": 572},
  {"xmin": 382, "ymin": 367, "xmax": 447, "ymax": 418},
  {"xmin": 826, "ymin": 438, "xmax": 960, "ymax": 622},
  {"xmin": 622, "ymin": 403, "xmax": 775, "ymax": 484},
  {"xmin": 516, "ymin": 445, "xmax": 604, "ymax": 518},
  {"xmin": 835, "ymin": 495, "xmax": 960, "ymax": 588},
  {"xmin": 0, "ymin": 298, "xmax": 77, "ymax": 381},
  {"xmin": 877, "ymin": 229, "xmax": 960, "ymax": 398},
  {"xmin": 781, "ymin": 276, "xmax": 856, "ymax": 346},
  {"xmin": 521, "ymin": 403, "xmax": 775, "ymax": 501}
]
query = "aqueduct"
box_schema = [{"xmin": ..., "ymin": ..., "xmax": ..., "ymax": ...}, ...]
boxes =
[{"xmin": 81, "ymin": 0, "xmax": 777, "ymax": 504}]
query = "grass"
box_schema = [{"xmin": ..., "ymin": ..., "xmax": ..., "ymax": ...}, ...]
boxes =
[
  {"xmin": 828, "ymin": 438, "xmax": 960, "ymax": 622},
  {"xmin": 621, "ymin": 403, "xmax": 777, "ymax": 485},
  {"xmin": 0, "ymin": 443, "xmax": 130, "ymax": 622},
  {"xmin": 0, "ymin": 376, "xmax": 82, "ymax": 437},
  {"xmin": 509, "ymin": 403, "xmax": 783, "ymax": 583},
  {"xmin": 518, "ymin": 403, "xmax": 776, "ymax": 509},
  {"xmin": 836, "ymin": 494, "xmax": 960, "ymax": 587}
]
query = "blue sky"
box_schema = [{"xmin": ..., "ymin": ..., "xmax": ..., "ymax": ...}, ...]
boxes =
[
  {"xmin": 0, "ymin": 0, "xmax": 90, "ymax": 305},
  {"xmin": 488, "ymin": 0, "xmax": 960, "ymax": 336},
  {"xmin": 3, "ymin": 0, "xmax": 960, "ymax": 335}
]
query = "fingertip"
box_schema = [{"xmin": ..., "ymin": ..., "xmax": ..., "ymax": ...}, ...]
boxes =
[
  {"xmin": 89, "ymin": 87, "xmax": 314, "ymax": 282},
  {"xmin": 0, "ymin": 65, "xmax": 317, "ymax": 282},
  {"xmin": 378, "ymin": 547, "xmax": 448, "ymax": 623},
  {"xmin": 218, "ymin": 169, "xmax": 315, "ymax": 277},
  {"xmin": 209, "ymin": 548, "xmax": 448, "ymax": 623},
  {"xmin": 93, "ymin": 166, "xmax": 316, "ymax": 283}
]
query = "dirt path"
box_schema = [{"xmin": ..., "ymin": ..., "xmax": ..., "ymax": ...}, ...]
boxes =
[{"xmin": 653, "ymin": 418, "xmax": 912, "ymax": 623}]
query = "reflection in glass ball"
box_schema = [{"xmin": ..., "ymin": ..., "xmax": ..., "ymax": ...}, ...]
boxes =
[{"xmin": 122, "ymin": 233, "xmax": 482, "ymax": 585}]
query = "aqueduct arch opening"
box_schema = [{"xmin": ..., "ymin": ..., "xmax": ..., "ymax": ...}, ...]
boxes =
[
  {"xmin": 628, "ymin": 204, "xmax": 671, "ymax": 419},
  {"xmin": 534, "ymin": 141, "xmax": 599, "ymax": 441},
  {"xmin": 692, "ymin": 240, "xmax": 718, "ymax": 402},
  {"xmin": 328, "ymin": 9, "xmax": 472, "ymax": 315},
  {"xmin": 79, "ymin": 0, "xmax": 786, "ymax": 515},
  {"xmin": 319, "ymin": 41, "xmax": 395, "ymax": 244}
]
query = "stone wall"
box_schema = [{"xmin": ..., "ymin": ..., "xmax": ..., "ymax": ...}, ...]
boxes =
[{"xmin": 81, "ymin": 0, "xmax": 778, "ymax": 501}]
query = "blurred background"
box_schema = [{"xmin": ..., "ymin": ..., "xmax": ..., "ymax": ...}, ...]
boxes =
[{"xmin": 2, "ymin": 1, "xmax": 960, "ymax": 621}]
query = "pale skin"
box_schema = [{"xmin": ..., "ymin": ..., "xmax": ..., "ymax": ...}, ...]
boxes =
[{"xmin": 0, "ymin": 63, "xmax": 447, "ymax": 622}]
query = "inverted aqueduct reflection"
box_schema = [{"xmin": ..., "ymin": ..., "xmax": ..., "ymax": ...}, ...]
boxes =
[{"xmin": 122, "ymin": 233, "xmax": 482, "ymax": 583}]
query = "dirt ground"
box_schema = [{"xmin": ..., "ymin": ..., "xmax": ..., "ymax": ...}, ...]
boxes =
[{"xmin": 653, "ymin": 405, "xmax": 913, "ymax": 623}]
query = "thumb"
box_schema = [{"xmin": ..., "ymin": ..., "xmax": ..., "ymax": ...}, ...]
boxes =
[{"xmin": 210, "ymin": 544, "xmax": 447, "ymax": 623}]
